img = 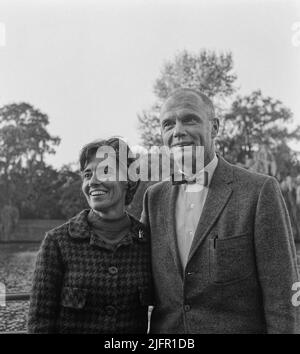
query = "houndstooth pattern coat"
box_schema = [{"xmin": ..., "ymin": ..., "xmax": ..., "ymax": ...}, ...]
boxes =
[{"xmin": 27, "ymin": 209, "xmax": 153, "ymax": 334}]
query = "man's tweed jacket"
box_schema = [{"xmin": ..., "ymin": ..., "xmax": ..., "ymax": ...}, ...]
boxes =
[
  {"xmin": 141, "ymin": 155, "xmax": 300, "ymax": 334},
  {"xmin": 28, "ymin": 209, "xmax": 153, "ymax": 333}
]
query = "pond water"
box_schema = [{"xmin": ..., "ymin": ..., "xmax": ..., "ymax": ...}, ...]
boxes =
[{"xmin": 0, "ymin": 243, "xmax": 40, "ymax": 333}]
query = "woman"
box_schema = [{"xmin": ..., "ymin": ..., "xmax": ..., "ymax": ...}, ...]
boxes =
[{"xmin": 28, "ymin": 137, "xmax": 153, "ymax": 333}]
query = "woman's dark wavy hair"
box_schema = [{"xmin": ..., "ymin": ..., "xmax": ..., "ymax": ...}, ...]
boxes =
[{"xmin": 79, "ymin": 137, "xmax": 140, "ymax": 205}]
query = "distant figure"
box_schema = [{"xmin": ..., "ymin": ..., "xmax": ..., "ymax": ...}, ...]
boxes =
[
  {"xmin": 0, "ymin": 205, "xmax": 19, "ymax": 242},
  {"xmin": 281, "ymin": 175, "xmax": 300, "ymax": 242},
  {"xmin": 296, "ymin": 176, "xmax": 300, "ymax": 206},
  {"xmin": 142, "ymin": 88, "xmax": 300, "ymax": 333},
  {"xmin": 28, "ymin": 138, "xmax": 153, "ymax": 333},
  {"xmin": 250, "ymin": 145, "xmax": 277, "ymax": 177}
]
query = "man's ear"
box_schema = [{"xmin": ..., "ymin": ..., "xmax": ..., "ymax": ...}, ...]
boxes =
[{"xmin": 211, "ymin": 118, "xmax": 219, "ymax": 139}]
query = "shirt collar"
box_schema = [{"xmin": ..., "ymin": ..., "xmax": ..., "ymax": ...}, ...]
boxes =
[
  {"xmin": 203, "ymin": 153, "xmax": 218, "ymax": 187},
  {"xmin": 178, "ymin": 153, "xmax": 218, "ymax": 187}
]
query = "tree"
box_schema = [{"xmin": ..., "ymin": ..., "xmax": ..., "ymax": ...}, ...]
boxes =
[
  {"xmin": 57, "ymin": 165, "xmax": 88, "ymax": 219},
  {"xmin": 219, "ymin": 90, "xmax": 300, "ymax": 176},
  {"xmin": 273, "ymin": 143, "xmax": 300, "ymax": 178},
  {"xmin": 16, "ymin": 165, "xmax": 64, "ymax": 219},
  {"xmin": 138, "ymin": 49, "xmax": 237, "ymax": 147},
  {"xmin": 138, "ymin": 105, "xmax": 163, "ymax": 148},
  {"xmin": 0, "ymin": 103, "xmax": 60, "ymax": 206}
]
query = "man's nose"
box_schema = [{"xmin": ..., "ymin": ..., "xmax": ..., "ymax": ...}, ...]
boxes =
[{"xmin": 173, "ymin": 120, "xmax": 187, "ymax": 138}]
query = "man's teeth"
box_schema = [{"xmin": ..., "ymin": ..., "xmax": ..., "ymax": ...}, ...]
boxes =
[{"xmin": 90, "ymin": 191, "xmax": 107, "ymax": 196}]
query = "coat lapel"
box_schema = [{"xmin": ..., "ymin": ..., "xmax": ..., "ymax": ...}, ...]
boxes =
[
  {"xmin": 187, "ymin": 156, "xmax": 233, "ymax": 264},
  {"xmin": 162, "ymin": 182, "xmax": 184, "ymax": 280}
]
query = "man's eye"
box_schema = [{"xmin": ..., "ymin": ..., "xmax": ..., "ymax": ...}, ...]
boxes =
[
  {"xmin": 183, "ymin": 118, "xmax": 194, "ymax": 124},
  {"xmin": 183, "ymin": 116, "xmax": 200, "ymax": 124},
  {"xmin": 163, "ymin": 121, "xmax": 175, "ymax": 129},
  {"xmin": 84, "ymin": 172, "xmax": 91, "ymax": 179}
]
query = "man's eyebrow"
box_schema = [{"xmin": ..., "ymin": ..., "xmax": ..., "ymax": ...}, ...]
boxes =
[
  {"xmin": 161, "ymin": 113, "xmax": 176, "ymax": 121},
  {"xmin": 181, "ymin": 113, "xmax": 202, "ymax": 121},
  {"xmin": 161, "ymin": 116, "xmax": 174, "ymax": 123}
]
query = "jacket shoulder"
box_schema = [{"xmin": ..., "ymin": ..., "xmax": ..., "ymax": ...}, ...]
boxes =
[
  {"xmin": 144, "ymin": 180, "xmax": 169, "ymax": 196},
  {"xmin": 230, "ymin": 162, "xmax": 274, "ymax": 188},
  {"xmin": 44, "ymin": 210, "xmax": 88, "ymax": 241},
  {"xmin": 46, "ymin": 218, "xmax": 73, "ymax": 239},
  {"xmin": 46, "ymin": 221, "xmax": 69, "ymax": 237}
]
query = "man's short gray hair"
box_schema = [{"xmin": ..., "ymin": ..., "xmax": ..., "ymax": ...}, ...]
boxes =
[{"xmin": 163, "ymin": 88, "xmax": 215, "ymax": 121}]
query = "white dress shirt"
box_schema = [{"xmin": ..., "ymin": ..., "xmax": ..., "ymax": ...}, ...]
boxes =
[{"xmin": 175, "ymin": 154, "xmax": 218, "ymax": 269}]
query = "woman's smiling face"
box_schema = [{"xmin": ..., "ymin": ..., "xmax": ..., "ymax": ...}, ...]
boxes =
[{"xmin": 81, "ymin": 154, "xmax": 128, "ymax": 219}]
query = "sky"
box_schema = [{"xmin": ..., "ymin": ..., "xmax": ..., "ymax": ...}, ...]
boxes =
[{"xmin": 0, "ymin": 0, "xmax": 300, "ymax": 168}]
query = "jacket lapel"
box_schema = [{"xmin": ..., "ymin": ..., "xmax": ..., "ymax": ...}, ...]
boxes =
[
  {"xmin": 187, "ymin": 156, "xmax": 233, "ymax": 264},
  {"xmin": 162, "ymin": 182, "xmax": 184, "ymax": 280}
]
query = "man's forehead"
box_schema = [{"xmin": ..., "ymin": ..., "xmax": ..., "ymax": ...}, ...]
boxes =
[{"xmin": 160, "ymin": 91, "xmax": 205, "ymax": 119}]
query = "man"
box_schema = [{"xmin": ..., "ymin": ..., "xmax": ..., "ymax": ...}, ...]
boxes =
[{"xmin": 141, "ymin": 88, "xmax": 300, "ymax": 333}]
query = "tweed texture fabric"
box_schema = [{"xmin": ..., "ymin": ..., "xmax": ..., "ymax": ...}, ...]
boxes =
[
  {"xmin": 142, "ymin": 155, "xmax": 300, "ymax": 334},
  {"xmin": 28, "ymin": 209, "xmax": 153, "ymax": 333}
]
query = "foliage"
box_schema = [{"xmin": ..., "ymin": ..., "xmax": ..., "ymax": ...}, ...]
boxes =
[
  {"xmin": 138, "ymin": 106, "xmax": 163, "ymax": 148},
  {"xmin": 0, "ymin": 102, "xmax": 86, "ymax": 219},
  {"xmin": 138, "ymin": 50, "xmax": 300, "ymax": 180},
  {"xmin": 219, "ymin": 90, "xmax": 300, "ymax": 176},
  {"xmin": 153, "ymin": 49, "xmax": 237, "ymax": 101},
  {"xmin": 0, "ymin": 103, "xmax": 88, "ymax": 219},
  {"xmin": 57, "ymin": 165, "xmax": 88, "ymax": 219},
  {"xmin": 138, "ymin": 49, "xmax": 237, "ymax": 147},
  {"xmin": 0, "ymin": 103, "xmax": 60, "ymax": 205}
]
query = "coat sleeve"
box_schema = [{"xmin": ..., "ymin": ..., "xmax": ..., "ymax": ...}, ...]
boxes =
[
  {"xmin": 254, "ymin": 176, "xmax": 300, "ymax": 333},
  {"xmin": 27, "ymin": 232, "xmax": 64, "ymax": 333}
]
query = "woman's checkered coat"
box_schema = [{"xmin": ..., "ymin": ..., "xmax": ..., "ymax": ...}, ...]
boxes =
[{"xmin": 27, "ymin": 209, "xmax": 153, "ymax": 333}]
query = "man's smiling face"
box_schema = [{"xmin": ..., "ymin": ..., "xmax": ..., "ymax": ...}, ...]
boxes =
[{"xmin": 160, "ymin": 90, "xmax": 218, "ymax": 166}]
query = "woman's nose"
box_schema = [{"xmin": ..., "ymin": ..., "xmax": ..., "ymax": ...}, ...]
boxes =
[{"xmin": 89, "ymin": 172, "xmax": 100, "ymax": 185}]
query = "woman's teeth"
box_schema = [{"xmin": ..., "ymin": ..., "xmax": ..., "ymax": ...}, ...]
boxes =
[{"xmin": 90, "ymin": 190, "xmax": 107, "ymax": 196}]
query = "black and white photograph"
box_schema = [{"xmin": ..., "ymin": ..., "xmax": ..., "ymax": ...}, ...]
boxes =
[{"xmin": 0, "ymin": 0, "xmax": 300, "ymax": 338}]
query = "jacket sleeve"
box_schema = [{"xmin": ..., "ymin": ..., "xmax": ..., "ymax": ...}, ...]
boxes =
[
  {"xmin": 27, "ymin": 232, "xmax": 64, "ymax": 333},
  {"xmin": 254, "ymin": 176, "xmax": 300, "ymax": 333}
]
